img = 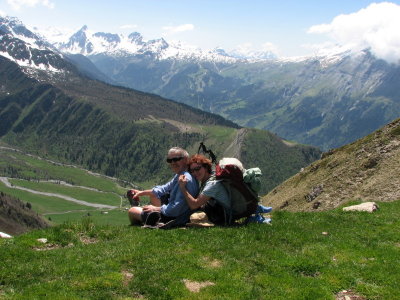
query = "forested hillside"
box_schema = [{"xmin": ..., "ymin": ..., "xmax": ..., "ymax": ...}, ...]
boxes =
[{"xmin": 0, "ymin": 55, "xmax": 321, "ymax": 194}]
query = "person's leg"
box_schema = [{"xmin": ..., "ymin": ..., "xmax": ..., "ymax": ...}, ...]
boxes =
[{"xmin": 128, "ymin": 207, "xmax": 144, "ymax": 225}]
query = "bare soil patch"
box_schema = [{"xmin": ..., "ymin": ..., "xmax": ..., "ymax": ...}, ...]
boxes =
[{"xmin": 183, "ymin": 279, "xmax": 215, "ymax": 293}]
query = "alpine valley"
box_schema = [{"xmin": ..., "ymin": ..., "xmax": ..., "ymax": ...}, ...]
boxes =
[
  {"xmin": 0, "ymin": 16, "xmax": 321, "ymax": 195},
  {"xmin": 47, "ymin": 23, "xmax": 400, "ymax": 151},
  {"xmin": 2, "ymin": 15, "xmax": 400, "ymax": 300}
]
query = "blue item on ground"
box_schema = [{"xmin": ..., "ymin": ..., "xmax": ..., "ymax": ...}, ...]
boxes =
[
  {"xmin": 256, "ymin": 205, "xmax": 272, "ymax": 214},
  {"xmin": 246, "ymin": 204, "xmax": 273, "ymax": 224}
]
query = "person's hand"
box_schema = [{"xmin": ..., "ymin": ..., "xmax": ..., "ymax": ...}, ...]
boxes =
[
  {"xmin": 178, "ymin": 174, "xmax": 188, "ymax": 187},
  {"xmin": 127, "ymin": 189, "xmax": 141, "ymax": 199},
  {"xmin": 134, "ymin": 189, "xmax": 144, "ymax": 197},
  {"xmin": 142, "ymin": 205, "xmax": 160, "ymax": 213}
]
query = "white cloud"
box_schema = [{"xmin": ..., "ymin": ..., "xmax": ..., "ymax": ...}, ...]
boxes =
[
  {"xmin": 230, "ymin": 42, "xmax": 279, "ymax": 59},
  {"xmin": 236, "ymin": 42, "xmax": 279, "ymax": 54},
  {"xmin": 162, "ymin": 24, "xmax": 194, "ymax": 35},
  {"xmin": 120, "ymin": 24, "xmax": 138, "ymax": 30},
  {"xmin": 234, "ymin": 42, "xmax": 253, "ymax": 53},
  {"xmin": 0, "ymin": 10, "xmax": 6, "ymax": 16},
  {"xmin": 33, "ymin": 26, "xmax": 75, "ymax": 43},
  {"xmin": 308, "ymin": 2, "xmax": 400, "ymax": 63},
  {"xmin": 7, "ymin": 0, "xmax": 55, "ymax": 10}
]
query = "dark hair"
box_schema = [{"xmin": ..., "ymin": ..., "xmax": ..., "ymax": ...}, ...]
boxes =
[{"xmin": 188, "ymin": 154, "xmax": 212, "ymax": 174}]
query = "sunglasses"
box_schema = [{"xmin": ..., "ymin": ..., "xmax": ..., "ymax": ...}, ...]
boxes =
[
  {"xmin": 166, "ymin": 156, "xmax": 184, "ymax": 163},
  {"xmin": 189, "ymin": 166, "xmax": 202, "ymax": 173}
]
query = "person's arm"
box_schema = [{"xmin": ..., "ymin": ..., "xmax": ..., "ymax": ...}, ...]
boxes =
[
  {"xmin": 142, "ymin": 205, "xmax": 161, "ymax": 213},
  {"xmin": 152, "ymin": 176, "xmax": 175, "ymax": 198},
  {"xmin": 131, "ymin": 189, "xmax": 154, "ymax": 198},
  {"xmin": 160, "ymin": 173, "xmax": 198, "ymax": 216},
  {"xmin": 129, "ymin": 189, "xmax": 161, "ymax": 206},
  {"xmin": 178, "ymin": 174, "xmax": 210, "ymax": 210}
]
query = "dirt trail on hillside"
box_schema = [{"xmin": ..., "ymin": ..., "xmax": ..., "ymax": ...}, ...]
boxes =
[
  {"xmin": 224, "ymin": 128, "xmax": 248, "ymax": 159},
  {"xmin": 0, "ymin": 177, "xmax": 117, "ymax": 209}
]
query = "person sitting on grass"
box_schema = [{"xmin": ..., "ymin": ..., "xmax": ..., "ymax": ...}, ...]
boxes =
[
  {"xmin": 178, "ymin": 154, "xmax": 231, "ymax": 225},
  {"xmin": 127, "ymin": 147, "xmax": 199, "ymax": 227}
]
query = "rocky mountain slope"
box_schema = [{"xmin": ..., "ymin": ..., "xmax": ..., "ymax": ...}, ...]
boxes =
[
  {"xmin": 261, "ymin": 118, "xmax": 400, "ymax": 211},
  {"xmin": 50, "ymin": 23, "xmax": 400, "ymax": 151},
  {"xmin": 0, "ymin": 192, "xmax": 49, "ymax": 235}
]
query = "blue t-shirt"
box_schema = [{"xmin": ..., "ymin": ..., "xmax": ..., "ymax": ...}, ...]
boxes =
[{"xmin": 152, "ymin": 171, "xmax": 199, "ymax": 217}]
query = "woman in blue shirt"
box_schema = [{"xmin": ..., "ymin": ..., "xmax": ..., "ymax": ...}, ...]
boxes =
[{"xmin": 178, "ymin": 154, "xmax": 230, "ymax": 225}]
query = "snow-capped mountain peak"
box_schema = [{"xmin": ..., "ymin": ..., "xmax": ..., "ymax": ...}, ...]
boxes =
[
  {"xmin": 54, "ymin": 25, "xmax": 239, "ymax": 63},
  {"xmin": 128, "ymin": 32, "xmax": 144, "ymax": 44},
  {"xmin": 0, "ymin": 16, "xmax": 54, "ymax": 51},
  {"xmin": 0, "ymin": 16, "xmax": 73, "ymax": 75}
]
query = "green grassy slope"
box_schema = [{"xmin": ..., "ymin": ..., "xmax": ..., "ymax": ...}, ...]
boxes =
[
  {"xmin": 0, "ymin": 200, "xmax": 399, "ymax": 299},
  {"xmin": 0, "ymin": 147, "xmax": 132, "ymax": 226}
]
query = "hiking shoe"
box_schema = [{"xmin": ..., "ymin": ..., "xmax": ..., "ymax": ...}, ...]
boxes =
[
  {"xmin": 247, "ymin": 214, "xmax": 268, "ymax": 224},
  {"xmin": 256, "ymin": 205, "xmax": 272, "ymax": 214},
  {"xmin": 262, "ymin": 217, "xmax": 272, "ymax": 225},
  {"xmin": 144, "ymin": 212, "xmax": 161, "ymax": 226},
  {"xmin": 158, "ymin": 219, "xmax": 177, "ymax": 230}
]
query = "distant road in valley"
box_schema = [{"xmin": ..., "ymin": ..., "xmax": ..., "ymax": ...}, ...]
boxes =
[{"xmin": 0, "ymin": 177, "xmax": 117, "ymax": 209}]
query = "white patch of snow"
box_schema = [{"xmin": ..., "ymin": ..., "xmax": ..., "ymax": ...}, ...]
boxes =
[{"xmin": 0, "ymin": 49, "xmax": 61, "ymax": 73}]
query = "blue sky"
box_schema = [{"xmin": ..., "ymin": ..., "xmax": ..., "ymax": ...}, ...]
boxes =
[{"xmin": 1, "ymin": 0, "xmax": 400, "ymax": 60}]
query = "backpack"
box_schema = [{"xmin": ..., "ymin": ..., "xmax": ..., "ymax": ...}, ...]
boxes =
[{"xmin": 204, "ymin": 157, "xmax": 260, "ymax": 225}]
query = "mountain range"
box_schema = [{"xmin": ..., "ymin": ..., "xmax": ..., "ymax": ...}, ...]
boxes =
[
  {"xmin": 1, "ymin": 15, "xmax": 400, "ymax": 231},
  {"xmin": 43, "ymin": 22, "xmax": 400, "ymax": 151},
  {"xmin": 0, "ymin": 16, "xmax": 321, "ymax": 195}
]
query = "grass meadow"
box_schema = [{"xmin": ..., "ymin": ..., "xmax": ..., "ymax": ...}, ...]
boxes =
[
  {"xmin": 1, "ymin": 148, "xmax": 400, "ymax": 299},
  {"xmin": 1, "ymin": 200, "xmax": 399, "ymax": 299}
]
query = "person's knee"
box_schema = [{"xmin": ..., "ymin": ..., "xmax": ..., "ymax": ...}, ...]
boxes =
[
  {"xmin": 129, "ymin": 207, "xmax": 139, "ymax": 213},
  {"xmin": 128, "ymin": 207, "xmax": 142, "ymax": 223}
]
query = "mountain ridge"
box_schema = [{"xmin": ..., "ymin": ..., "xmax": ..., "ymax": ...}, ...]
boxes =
[
  {"xmin": 54, "ymin": 24, "xmax": 240, "ymax": 63},
  {"xmin": 261, "ymin": 117, "xmax": 400, "ymax": 211},
  {"xmin": 37, "ymin": 18, "xmax": 400, "ymax": 151}
]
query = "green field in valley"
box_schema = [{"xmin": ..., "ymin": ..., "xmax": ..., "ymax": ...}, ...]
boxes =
[{"xmin": 0, "ymin": 147, "xmax": 134, "ymax": 225}]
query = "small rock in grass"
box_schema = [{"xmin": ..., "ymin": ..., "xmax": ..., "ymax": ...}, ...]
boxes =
[{"xmin": 0, "ymin": 232, "xmax": 12, "ymax": 239}]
